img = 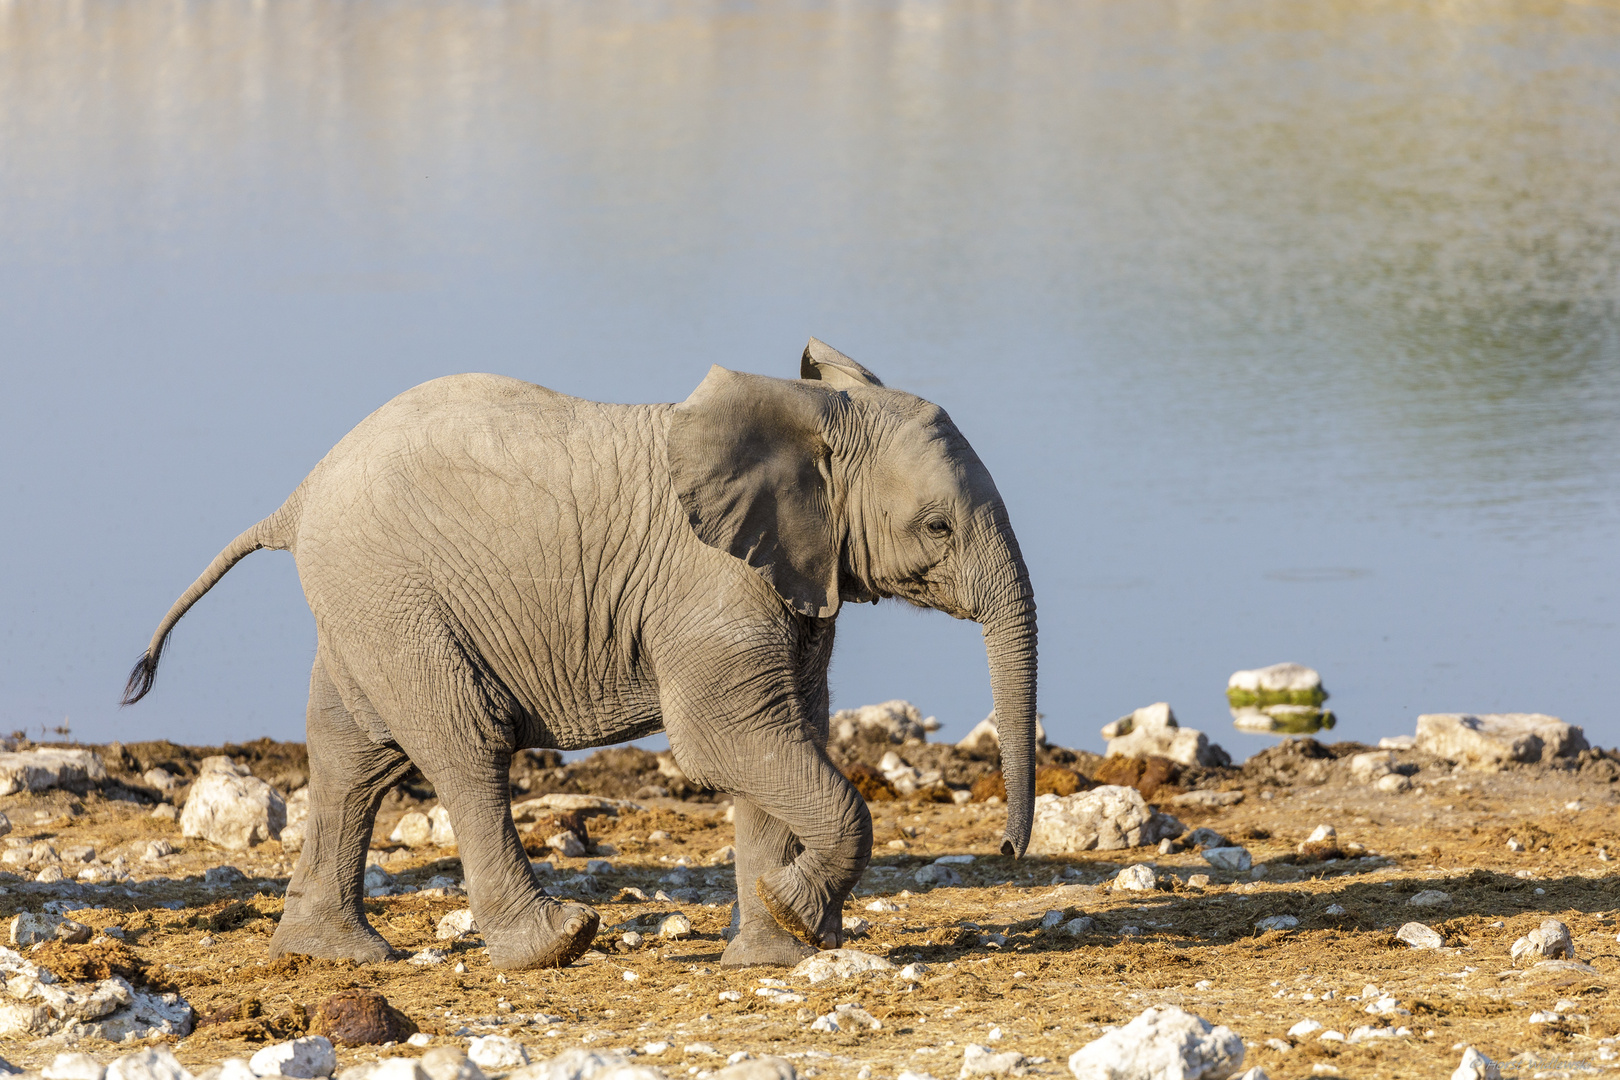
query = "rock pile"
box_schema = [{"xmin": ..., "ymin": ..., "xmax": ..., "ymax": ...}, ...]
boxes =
[
  {"xmin": 0, "ymin": 944, "xmax": 193, "ymax": 1042},
  {"xmin": 1100, "ymin": 703, "xmax": 1228, "ymax": 768},
  {"xmin": 829, "ymin": 700, "xmax": 940, "ymax": 747},
  {"xmin": 1227, "ymin": 663, "xmax": 1333, "ymax": 734}
]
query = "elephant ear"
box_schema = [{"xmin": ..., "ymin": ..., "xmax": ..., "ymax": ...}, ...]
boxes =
[
  {"xmin": 668, "ymin": 366, "xmax": 846, "ymax": 619},
  {"xmin": 801, "ymin": 338, "xmax": 885, "ymax": 390}
]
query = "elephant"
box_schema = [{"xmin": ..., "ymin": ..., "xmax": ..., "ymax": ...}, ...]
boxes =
[{"xmin": 123, "ymin": 339, "xmax": 1038, "ymax": 970}]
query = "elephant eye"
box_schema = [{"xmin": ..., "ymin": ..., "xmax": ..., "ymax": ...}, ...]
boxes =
[{"xmin": 924, "ymin": 517, "xmax": 953, "ymax": 539}]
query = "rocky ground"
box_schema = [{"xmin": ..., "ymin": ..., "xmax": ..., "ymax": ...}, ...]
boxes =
[{"xmin": 2, "ymin": 721, "xmax": 1618, "ymax": 1080}]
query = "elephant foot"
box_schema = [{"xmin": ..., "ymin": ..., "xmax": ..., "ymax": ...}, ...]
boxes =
[
  {"xmin": 755, "ymin": 869, "xmax": 843, "ymax": 951},
  {"xmin": 721, "ymin": 919, "xmax": 818, "ymax": 968},
  {"xmin": 484, "ymin": 902, "xmax": 600, "ymax": 970},
  {"xmin": 270, "ymin": 910, "xmax": 397, "ymax": 964}
]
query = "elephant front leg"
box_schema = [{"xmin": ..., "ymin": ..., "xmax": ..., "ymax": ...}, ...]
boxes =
[
  {"xmin": 721, "ymin": 797, "xmax": 817, "ymax": 968},
  {"xmin": 414, "ymin": 751, "xmax": 599, "ymax": 970}
]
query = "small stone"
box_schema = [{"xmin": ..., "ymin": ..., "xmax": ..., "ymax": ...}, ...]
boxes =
[
  {"xmin": 708, "ymin": 845, "xmax": 737, "ymax": 866},
  {"xmin": 10, "ymin": 911, "xmax": 62, "ymax": 946},
  {"xmin": 897, "ymin": 962, "xmax": 931, "ymax": 982},
  {"xmin": 718, "ymin": 990, "xmax": 742, "ymax": 1002},
  {"xmin": 1068, "ymin": 1005, "xmax": 1243, "ymax": 1080},
  {"xmin": 1040, "ymin": 910, "xmax": 1065, "ymax": 929},
  {"xmin": 409, "ymin": 948, "xmax": 449, "ymax": 966},
  {"xmin": 407, "ymin": 1035, "xmax": 433, "ymax": 1049},
  {"xmin": 1112, "ymin": 865, "xmax": 1157, "ymax": 892},
  {"xmin": 250, "ymin": 1037, "xmax": 337, "ymax": 1078},
  {"xmin": 657, "ymin": 913, "xmax": 692, "ymax": 940},
  {"xmin": 466, "ymin": 1036, "xmax": 529, "ymax": 1073},
  {"xmin": 1256, "ymin": 915, "xmax": 1298, "ymax": 933},
  {"xmin": 1451, "ymin": 1046, "xmax": 1500, "ymax": 1080},
  {"xmin": 45, "ymin": 1053, "xmax": 107, "ymax": 1080},
  {"xmin": 1394, "ymin": 922, "xmax": 1444, "ymax": 949},
  {"xmin": 789, "ymin": 948, "xmax": 897, "ymax": 984},
  {"xmin": 713, "ymin": 1057, "xmax": 798, "ymax": 1080},
  {"xmin": 1306, "ymin": 825, "xmax": 1336, "ymax": 842},
  {"xmin": 1063, "ymin": 916, "xmax": 1095, "ymax": 935},
  {"xmin": 1186, "ymin": 874, "xmax": 1211, "ymax": 889},
  {"xmin": 1375, "ymin": 773, "xmax": 1412, "ymax": 793},
  {"xmin": 1325, "ymin": 904, "xmax": 1346, "ymax": 915},
  {"xmin": 36, "ymin": 864, "xmax": 66, "ymax": 883},
  {"xmin": 842, "ymin": 915, "xmax": 870, "ymax": 937},
  {"xmin": 547, "ymin": 832, "xmax": 586, "ymax": 859},
  {"xmin": 1202, "ymin": 847, "xmax": 1252, "ymax": 873},
  {"xmin": 150, "ymin": 803, "xmax": 180, "ymax": 822},
  {"xmin": 915, "ymin": 863, "xmax": 962, "ymax": 887},
  {"xmin": 1288, "ymin": 1019, "xmax": 1323, "ymax": 1038},
  {"xmin": 436, "ymin": 909, "xmax": 478, "ymax": 941},
  {"xmin": 203, "ymin": 1061, "xmax": 259, "ymax": 1080},
  {"xmin": 584, "ymin": 860, "xmax": 613, "ymax": 875},
  {"xmin": 335, "ymin": 1061, "xmax": 429, "ymax": 1080},
  {"xmin": 811, "ymin": 1004, "xmax": 882, "ymax": 1034},
  {"xmin": 958, "ymin": 1044, "xmax": 1023, "ymax": 1079},
  {"xmin": 419, "ymin": 1047, "xmax": 485, "ymax": 1080},
  {"xmin": 1511, "ymin": 919, "xmax": 1573, "ymax": 963},
  {"xmin": 107, "ymin": 1047, "xmax": 192, "ymax": 1080},
  {"xmin": 1408, "ymin": 890, "xmax": 1450, "ymax": 908},
  {"xmin": 866, "ymin": 899, "xmax": 900, "ymax": 912},
  {"xmin": 1506, "ymin": 838, "xmax": 1525, "ymax": 852},
  {"xmin": 622, "ymin": 931, "xmax": 644, "ymax": 948}
]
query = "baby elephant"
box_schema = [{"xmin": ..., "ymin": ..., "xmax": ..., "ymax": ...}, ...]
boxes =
[{"xmin": 124, "ymin": 340, "xmax": 1037, "ymax": 969}]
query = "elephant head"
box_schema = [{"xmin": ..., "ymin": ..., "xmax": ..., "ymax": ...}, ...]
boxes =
[{"xmin": 667, "ymin": 340, "xmax": 1039, "ymax": 855}]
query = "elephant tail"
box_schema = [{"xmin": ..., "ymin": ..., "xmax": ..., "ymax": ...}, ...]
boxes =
[{"xmin": 121, "ymin": 490, "xmax": 302, "ymax": 705}]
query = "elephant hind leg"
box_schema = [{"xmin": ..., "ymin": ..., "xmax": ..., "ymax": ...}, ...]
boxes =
[
  {"xmin": 721, "ymin": 797, "xmax": 816, "ymax": 968},
  {"xmin": 270, "ymin": 654, "xmax": 411, "ymax": 963}
]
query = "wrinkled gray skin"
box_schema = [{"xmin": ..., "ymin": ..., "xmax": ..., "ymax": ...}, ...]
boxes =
[{"xmin": 124, "ymin": 341, "xmax": 1037, "ymax": 970}]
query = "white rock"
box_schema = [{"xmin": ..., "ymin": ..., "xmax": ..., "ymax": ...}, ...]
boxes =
[
  {"xmin": 336, "ymin": 1061, "xmax": 430, "ymax": 1080},
  {"xmin": 1408, "ymin": 890, "xmax": 1450, "ymax": 908},
  {"xmin": 207, "ymin": 1061, "xmax": 261, "ymax": 1080},
  {"xmin": 1378, "ymin": 735, "xmax": 1417, "ymax": 749},
  {"xmin": 0, "ymin": 749, "xmax": 108, "ymax": 797},
  {"xmin": 409, "ymin": 948, "xmax": 449, "ymax": 965},
  {"xmin": 143, "ymin": 768, "xmax": 179, "ymax": 792},
  {"xmin": 250, "ymin": 1037, "xmax": 337, "ymax": 1078},
  {"xmin": 788, "ymin": 949, "xmax": 897, "ymax": 984},
  {"xmin": 1112, "ymin": 865, "xmax": 1157, "ymax": 892},
  {"xmin": 181, "ymin": 771, "xmax": 286, "ymax": 851},
  {"xmin": 283, "ymin": 787, "xmax": 309, "ymax": 826},
  {"xmin": 866, "ymin": 899, "xmax": 900, "ymax": 912},
  {"xmin": 107, "ymin": 1047, "xmax": 192, "ymax": 1080},
  {"xmin": 1451, "ymin": 1046, "xmax": 1501, "ymax": 1080},
  {"xmin": 897, "ymin": 963, "xmax": 930, "ymax": 982},
  {"xmin": 199, "ymin": 755, "xmax": 250, "ymax": 776},
  {"xmin": 1325, "ymin": 904, "xmax": 1346, "ymax": 915},
  {"xmin": 1201, "ymin": 847, "xmax": 1252, "ymax": 872},
  {"xmin": 898, "ymin": 1074, "xmax": 937, "ymax": 1080},
  {"xmin": 547, "ymin": 832, "xmax": 587, "ymax": 859},
  {"xmin": 506, "ymin": 1048, "xmax": 662, "ymax": 1080},
  {"xmin": 437, "ymin": 909, "xmax": 478, "ymax": 940},
  {"xmin": 1040, "ymin": 910, "xmax": 1065, "ymax": 929},
  {"xmin": 810, "ymin": 1004, "xmax": 881, "ymax": 1033},
  {"xmin": 713, "ymin": 1058, "xmax": 796, "ymax": 1080},
  {"xmin": 1511, "ymin": 919, "xmax": 1573, "ymax": 963},
  {"xmin": 1062, "ymin": 917, "xmax": 1094, "ymax": 936},
  {"xmin": 467, "ymin": 1037, "xmax": 529, "ymax": 1072},
  {"xmin": 429, "ymin": 805, "xmax": 457, "ymax": 847},
  {"xmin": 755, "ymin": 986, "xmax": 806, "ymax": 1004},
  {"xmin": 915, "ymin": 863, "xmax": 962, "ymax": 887},
  {"xmin": 419, "ymin": 1048, "xmax": 486, "ymax": 1080},
  {"xmin": 1395, "ymin": 922, "xmax": 1444, "ymax": 949},
  {"xmin": 279, "ymin": 821, "xmax": 307, "ymax": 853},
  {"xmin": 657, "ymin": 913, "xmax": 692, "ymax": 940},
  {"xmin": 45, "ymin": 1053, "xmax": 107, "ymax": 1080},
  {"xmin": 1255, "ymin": 915, "xmax": 1298, "ymax": 932},
  {"xmin": 1068, "ymin": 1006, "xmax": 1243, "ymax": 1080},
  {"xmin": 1102, "ymin": 703, "xmax": 1225, "ymax": 767},
  {"xmin": 391, "ymin": 812, "xmax": 434, "ymax": 848},
  {"xmin": 81, "ymin": 988, "xmax": 194, "ymax": 1042},
  {"xmin": 1306, "ymin": 825, "xmax": 1336, "ymax": 842},
  {"xmin": 1229, "ymin": 662, "xmax": 1320, "ymax": 694},
  {"xmin": 1376, "ymin": 773, "xmax": 1412, "ymax": 793},
  {"xmin": 1029, "ymin": 786, "xmax": 1184, "ymax": 854},
  {"xmin": 1230, "ymin": 1071, "xmax": 1270, "ymax": 1080},
  {"xmin": 958, "ymin": 1045, "xmax": 1024, "ymax": 1078},
  {"xmin": 842, "ymin": 915, "xmax": 870, "ymax": 937},
  {"xmin": 708, "ymin": 845, "xmax": 736, "ymax": 866},
  {"xmin": 11, "ymin": 911, "xmax": 64, "ymax": 946},
  {"xmin": 1415, "ymin": 713, "xmax": 1587, "ymax": 770},
  {"xmin": 1288, "ymin": 1019, "xmax": 1323, "ymax": 1037},
  {"xmin": 831, "ymin": 700, "xmax": 934, "ymax": 746},
  {"xmin": 1168, "ymin": 790, "xmax": 1244, "ymax": 809},
  {"xmin": 1348, "ymin": 751, "xmax": 1396, "ymax": 783}
]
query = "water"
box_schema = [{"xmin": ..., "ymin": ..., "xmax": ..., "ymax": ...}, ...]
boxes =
[{"xmin": 2, "ymin": 1, "xmax": 1617, "ymax": 758}]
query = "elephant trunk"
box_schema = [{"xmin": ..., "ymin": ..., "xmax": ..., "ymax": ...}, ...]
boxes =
[{"xmin": 975, "ymin": 511, "xmax": 1038, "ymax": 857}]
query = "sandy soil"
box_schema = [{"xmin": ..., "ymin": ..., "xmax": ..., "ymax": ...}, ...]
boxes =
[{"xmin": 2, "ymin": 743, "xmax": 1618, "ymax": 1079}]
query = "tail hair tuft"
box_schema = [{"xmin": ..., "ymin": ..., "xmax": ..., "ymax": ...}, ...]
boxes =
[{"xmin": 122, "ymin": 651, "xmax": 159, "ymax": 705}]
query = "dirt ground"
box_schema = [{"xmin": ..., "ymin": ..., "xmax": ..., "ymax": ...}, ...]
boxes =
[{"xmin": 3, "ymin": 739, "xmax": 1618, "ymax": 1079}]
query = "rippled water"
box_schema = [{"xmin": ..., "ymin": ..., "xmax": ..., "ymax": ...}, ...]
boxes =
[{"xmin": 2, "ymin": 1, "xmax": 1616, "ymax": 754}]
